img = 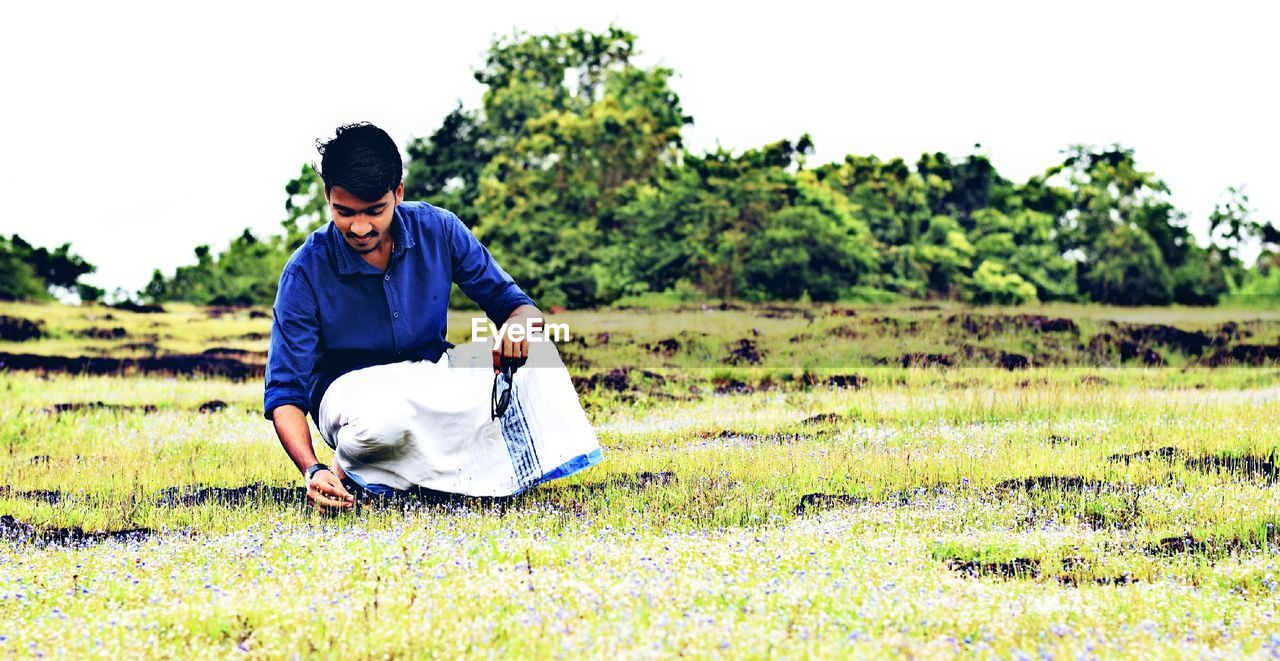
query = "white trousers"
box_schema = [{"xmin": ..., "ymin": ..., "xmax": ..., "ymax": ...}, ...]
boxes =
[{"xmin": 317, "ymin": 340, "xmax": 601, "ymax": 497}]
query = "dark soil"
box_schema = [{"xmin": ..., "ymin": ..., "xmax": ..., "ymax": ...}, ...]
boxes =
[
  {"xmin": 0, "ymin": 352, "xmax": 263, "ymax": 380},
  {"xmin": 118, "ymin": 342, "xmax": 159, "ymax": 353},
  {"xmin": 76, "ymin": 326, "xmax": 128, "ymax": 340},
  {"xmin": 0, "ymin": 315, "xmax": 46, "ymax": 342},
  {"xmin": 898, "ymin": 353, "xmax": 953, "ymax": 368},
  {"xmin": 644, "ymin": 338, "xmax": 681, "ymax": 356},
  {"xmin": 1146, "ymin": 524, "xmax": 1280, "ymax": 557},
  {"xmin": 198, "ymin": 400, "xmax": 229, "ymax": 413},
  {"xmin": 0, "ymin": 514, "xmax": 154, "ymax": 546},
  {"xmin": 1183, "ymin": 452, "xmax": 1278, "ymax": 481},
  {"xmin": 1205, "ymin": 344, "xmax": 1280, "ymax": 366},
  {"xmin": 800, "ymin": 413, "xmax": 844, "ymax": 426},
  {"xmin": 993, "ymin": 476, "xmax": 1113, "ymax": 493},
  {"xmin": 725, "ymin": 338, "xmax": 763, "ymax": 365},
  {"xmin": 201, "ymin": 347, "xmax": 267, "ymax": 359},
  {"xmin": 0, "ymin": 486, "xmax": 63, "ymax": 504},
  {"xmin": 794, "ymin": 492, "xmax": 867, "ymax": 515},
  {"xmin": 998, "ymin": 352, "xmax": 1031, "ymax": 370},
  {"xmin": 944, "ymin": 556, "xmax": 1040, "ymax": 579},
  {"xmin": 44, "ymin": 401, "xmax": 158, "ymax": 415},
  {"xmin": 110, "ymin": 301, "xmax": 164, "ymax": 314},
  {"xmin": 155, "ymin": 483, "xmax": 307, "ymax": 507},
  {"xmin": 825, "ymin": 374, "xmax": 868, "ymax": 389},
  {"xmin": 1107, "ymin": 446, "xmax": 1186, "ymax": 464},
  {"xmin": 712, "ymin": 377, "xmax": 752, "ymax": 395}
]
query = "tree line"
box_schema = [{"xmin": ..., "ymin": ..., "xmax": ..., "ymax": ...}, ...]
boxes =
[{"xmin": 6, "ymin": 27, "xmax": 1278, "ymax": 308}]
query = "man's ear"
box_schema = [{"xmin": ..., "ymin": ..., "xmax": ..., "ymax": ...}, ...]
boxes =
[{"xmin": 395, "ymin": 181, "xmax": 404, "ymax": 205}]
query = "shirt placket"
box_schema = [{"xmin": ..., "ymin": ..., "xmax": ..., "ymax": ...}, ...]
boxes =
[{"xmin": 383, "ymin": 265, "xmax": 403, "ymax": 354}]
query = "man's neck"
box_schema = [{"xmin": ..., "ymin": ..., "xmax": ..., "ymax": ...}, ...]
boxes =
[{"xmin": 360, "ymin": 235, "xmax": 394, "ymax": 272}]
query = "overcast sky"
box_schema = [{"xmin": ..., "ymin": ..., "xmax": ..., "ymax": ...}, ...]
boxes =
[{"xmin": 2, "ymin": 0, "xmax": 1276, "ymax": 293}]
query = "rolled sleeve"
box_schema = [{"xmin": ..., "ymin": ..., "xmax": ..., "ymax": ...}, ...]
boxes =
[
  {"xmin": 263, "ymin": 267, "xmax": 322, "ymax": 420},
  {"xmin": 444, "ymin": 209, "xmax": 536, "ymax": 323}
]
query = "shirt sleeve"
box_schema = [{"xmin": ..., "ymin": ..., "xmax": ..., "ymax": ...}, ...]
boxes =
[
  {"xmin": 443, "ymin": 208, "xmax": 537, "ymax": 324},
  {"xmin": 263, "ymin": 266, "xmax": 322, "ymax": 420}
]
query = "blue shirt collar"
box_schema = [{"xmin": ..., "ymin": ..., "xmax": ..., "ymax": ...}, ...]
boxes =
[{"xmin": 331, "ymin": 203, "xmax": 416, "ymax": 275}]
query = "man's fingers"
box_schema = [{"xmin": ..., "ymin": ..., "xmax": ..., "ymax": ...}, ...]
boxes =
[
  {"xmin": 308, "ymin": 489, "xmax": 348, "ymax": 510},
  {"xmin": 317, "ymin": 477, "xmax": 354, "ymax": 503}
]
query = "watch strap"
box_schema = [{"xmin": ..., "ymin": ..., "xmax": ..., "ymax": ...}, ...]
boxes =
[{"xmin": 304, "ymin": 462, "xmax": 330, "ymax": 481}]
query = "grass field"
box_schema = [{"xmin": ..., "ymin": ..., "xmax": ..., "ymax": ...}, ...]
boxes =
[{"xmin": 2, "ymin": 302, "xmax": 1279, "ymax": 657}]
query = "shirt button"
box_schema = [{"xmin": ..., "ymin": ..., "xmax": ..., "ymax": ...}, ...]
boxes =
[
  {"xmin": 384, "ymin": 275, "xmax": 390, "ymax": 281},
  {"xmin": 393, "ymin": 311, "xmax": 399, "ymax": 318}
]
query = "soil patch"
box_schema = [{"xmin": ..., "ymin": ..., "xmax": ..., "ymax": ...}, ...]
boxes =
[
  {"xmin": 0, "ymin": 514, "xmax": 154, "ymax": 546},
  {"xmin": 0, "ymin": 352, "xmax": 263, "ymax": 379},
  {"xmin": 1184, "ymin": 452, "xmax": 1278, "ymax": 481},
  {"xmin": 944, "ymin": 556, "xmax": 1040, "ymax": 579},
  {"xmin": 725, "ymin": 338, "xmax": 763, "ymax": 365},
  {"xmin": 44, "ymin": 401, "xmax": 158, "ymax": 415},
  {"xmin": 76, "ymin": 326, "xmax": 128, "ymax": 340},
  {"xmin": 826, "ymin": 374, "xmax": 868, "ymax": 389},
  {"xmin": 898, "ymin": 353, "xmax": 952, "ymax": 368},
  {"xmin": 0, "ymin": 486, "xmax": 63, "ymax": 504},
  {"xmin": 198, "ymin": 400, "xmax": 229, "ymax": 413},
  {"xmin": 110, "ymin": 301, "xmax": 164, "ymax": 314},
  {"xmin": 794, "ymin": 492, "xmax": 867, "ymax": 515},
  {"xmin": 993, "ymin": 476, "xmax": 1113, "ymax": 493},
  {"xmin": 0, "ymin": 315, "xmax": 46, "ymax": 342},
  {"xmin": 1107, "ymin": 446, "xmax": 1185, "ymax": 464},
  {"xmin": 800, "ymin": 413, "xmax": 844, "ymax": 426}
]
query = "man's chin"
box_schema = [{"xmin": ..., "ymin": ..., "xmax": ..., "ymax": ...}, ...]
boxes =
[{"xmin": 351, "ymin": 240, "xmax": 379, "ymax": 254}]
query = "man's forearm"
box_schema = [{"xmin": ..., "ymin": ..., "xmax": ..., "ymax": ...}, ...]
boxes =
[{"xmin": 271, "ymin": 404, "xmax": 319, "ymax": 475}]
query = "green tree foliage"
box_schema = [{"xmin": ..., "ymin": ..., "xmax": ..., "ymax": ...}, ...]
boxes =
[
  {"xmin": 141, "ymin": 27, "xmax": 1264, "ymax": 309},
  {"xmin": 0, "ymin": 234, "xmax": 97, "ymax": 301}
]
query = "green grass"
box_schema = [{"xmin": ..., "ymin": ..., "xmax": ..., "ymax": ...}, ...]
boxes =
[{"xmin": 2, "ymin": 302, "xmax": 1280, "ymax": 656}]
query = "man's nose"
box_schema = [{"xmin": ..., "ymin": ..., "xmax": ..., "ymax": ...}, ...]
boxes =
[{"xmin": 351, "ymin": 220, "xmax": 373, "ymax": 236}]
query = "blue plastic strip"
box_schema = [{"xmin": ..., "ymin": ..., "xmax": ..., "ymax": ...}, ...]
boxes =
[{"xmin": 537, "ymin": 447, "xmax": 605, "ymax": 484}]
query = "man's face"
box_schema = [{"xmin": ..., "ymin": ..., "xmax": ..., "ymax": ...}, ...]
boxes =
[{"xmin": 326, "ymin": 182, "xmax": 404, "ymax": 254}]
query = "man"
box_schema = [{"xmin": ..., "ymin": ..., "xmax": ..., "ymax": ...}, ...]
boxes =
[{"xmin": 263, "ymin": 122, "xmax": 595, "ymax": 511}]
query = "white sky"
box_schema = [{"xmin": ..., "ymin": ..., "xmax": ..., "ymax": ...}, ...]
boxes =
[{"xmin": 2, "ymin": 0, "xmax": 1276, "ymax": 293}]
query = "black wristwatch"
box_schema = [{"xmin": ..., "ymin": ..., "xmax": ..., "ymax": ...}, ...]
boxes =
[{"xmin": 304, "ymin": 463, "xmax": 331, "ymax": 481}]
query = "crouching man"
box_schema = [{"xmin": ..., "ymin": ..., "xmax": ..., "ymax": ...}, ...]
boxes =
[{"xmin": 263, "ymin": 122, "xmax": 600, "ymax": 512}]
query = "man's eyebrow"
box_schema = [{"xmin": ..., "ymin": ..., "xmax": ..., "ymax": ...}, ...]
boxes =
[{"xmin": 333, "ymin": 201, "xmax": 388, "ymax": 212}]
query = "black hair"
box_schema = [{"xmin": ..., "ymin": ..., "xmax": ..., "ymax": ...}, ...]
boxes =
[{"xmin": 313, "ymin": 122, "xmax": 403, "ymax": 202}]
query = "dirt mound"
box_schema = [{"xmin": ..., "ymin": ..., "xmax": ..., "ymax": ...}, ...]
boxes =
[
  {"xmin": 0, "ymin": 514, "xmax": 154, "ymax": 546},
  {"xmin": 0, "ymin": 352, "xmax": 263, "ymax": 380},
  {"xmin": 825, "ymin": 374, "xmax": 868, "ymax": 389},
  {"xmin": 794, "ymin": 492, "xmax": 866, "ymax": 515},
  {"xmin": 76, "ymin": 326, "xmax": 127, "ymax": 340},
  {"xmin": 898, "ymin": 353, "xmax": 952, "ymax": 368},
  {"xmin": 948, "ymin": 313, "xmax": 1078, "ymax": 338},
  {"xmin": 944, "ymin": 556, "xmax": 1040, "ymax": 579},
  {"xmin": 725, "ymin": 338, "xmax": 763, "ymax": 365},
  {"xmin": 1107, "ymin": 446, "xmax": 1185, "ymax": 464},
  {"xmin": 0, "ymin": 315, "xmax": 46, "ymax": 342},
  {"xmin": 110, "ymin": 301, "xmax": 164, "ymax": 314},
  {"xmin": 155, "ymin": 483, "xmax": 306, "ymax": 507},
  {"xmin": 44, "ymin": 401, "xmax": 158, "ymax": 415},
  {"xmin": 198, "ymin": 400, "xmax": 229, "ymax": 413},
  {"xmin": 0, "ymin": 486, "xmax": 63, "ymax": 504},
  {"xmin": 993, "ymin": 476, "xmax": 1113, "ymax": 493},
  {"xmin": 800, "ymin": 413, "xmax": 844, "ymax": 426},
  {"xmin": 1184, "ymin": 452, "xmax": 1278, "ymax": 481},
  {"xmin": 1205, "ymin": 344, "xmax": 1280, "ymax": 366},
  {"xmin": 201, "ymin": 347, "xmax": 267, "ymax": 358}
]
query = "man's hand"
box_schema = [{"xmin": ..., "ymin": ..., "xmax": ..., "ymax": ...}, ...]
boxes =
[
  {"xmin": 494, "ymin": 304, "xmax": 541, "ymax": 373},
  {"xmin": 307, "ymin": 469, "xmax": 355, "ymax": 512}
]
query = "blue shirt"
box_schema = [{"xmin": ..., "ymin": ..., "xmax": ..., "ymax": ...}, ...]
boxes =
[{"xmin": 263, "ymin": 201, "xmax": 536, "ymax": 422}]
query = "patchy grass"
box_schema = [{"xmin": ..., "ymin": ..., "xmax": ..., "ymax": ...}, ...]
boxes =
[{"xmin": 2, "ymin": 302, "xmax": 1280, "ymax": 656}]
